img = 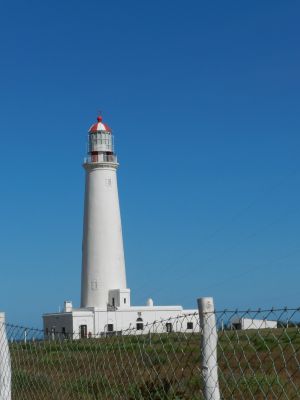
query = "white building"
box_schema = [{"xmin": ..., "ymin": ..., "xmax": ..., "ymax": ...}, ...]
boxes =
[
  {"xmin": 231, "ymin": 318, "xmax": 277, "ymax": 330},
  {"xmin": 43, "ymin": 116, "xmax": 198, "ymax": 338}
]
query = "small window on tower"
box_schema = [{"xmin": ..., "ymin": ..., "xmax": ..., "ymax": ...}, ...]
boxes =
[
  {"xmin": 124, "ymin": 298, "xmax": 126, "ymax": 304},
  {"xmin": 105, "ymin": 178, "xmax": 112, "ymax": 187}
]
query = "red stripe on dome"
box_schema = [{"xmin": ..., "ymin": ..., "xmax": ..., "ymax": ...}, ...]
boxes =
[
  {"xmin": 88, "ymin": 121, "xmax": 111, "ymax": 133},
  {"xmin": 88, "ymin": 123, "xmax": 98, "ymax": 133},
  {"xmin": 103, "ymin": 123, "xmax": 111, "ymax": 131}
]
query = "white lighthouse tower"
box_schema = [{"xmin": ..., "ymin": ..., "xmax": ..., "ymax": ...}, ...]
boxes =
[
  {"xmin": 43, "ymin": 114, "xmax": 198, "ymax": 338},
  {"xmin": 81, "ymin": 116, "xmax": 128, "ymax": 309}
]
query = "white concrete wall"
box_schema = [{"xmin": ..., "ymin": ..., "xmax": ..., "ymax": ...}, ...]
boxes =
[
  {"xmin": 93, "ymin": 306, "xmax": 199, "ymax": 334},
  {"xmin": 232, "ymin": 318, "xmax": 277, "ymax": 330},
  {"xmin": 81, "ymin": 164, "xmax": 127, "ymax": 309},
  {"xmin": 43, "ymin": 311, "xmax": 95, "ymax": 339},
  {"xmin": 108, "ymin": 289, "xmax": 131, "ymax": 308},
  {"xmin": 242, "ymin": 318, "xmax": 277, "ymax": 330},
  {"xmin": 43, "ymin": 313, "xmax": 73, "ymax": 338},
  {"xmin": 72, "ymin": 312, "xmax": 94, "ymax": 338},
  {"xmin": 44, "ymin": 307, "xmax": 199, "ymax": 338}
]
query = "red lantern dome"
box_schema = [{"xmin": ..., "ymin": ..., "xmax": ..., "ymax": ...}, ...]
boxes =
[{"xmin": 88, "ymin": 116, "xmax": 111, "ymax": 133}]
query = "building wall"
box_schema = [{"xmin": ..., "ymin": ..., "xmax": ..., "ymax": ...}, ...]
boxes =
[
  {"xmin": 43, "ymin": 313, "xmax": 73, "ymax": 338},
  {"xmin": 94, "ymin": 307, "xmax": 197, "ymax": 334},
  {"xmin": 231, "ymin": 318, "xmax": 277, "ymax": 330},
  {"xmin": 72, "ymin": 311, "xmax": 94, "ymax": 338},
  {"xmin": 43, "ymin": 307, "xmax": 199, "ymax": 338}
]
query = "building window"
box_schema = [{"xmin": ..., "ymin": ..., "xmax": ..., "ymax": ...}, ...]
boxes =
[
  {"xmin": 107, "ymin": 324, "xmax": 114, "ymax": 332},
  {"xmin": 233, "ymin": 323, "xmax": 242, "ymax": 330},
  {"xmin": 166, "ymin": 323, "xmax": 173, "ymax": 333},
  {"xmin": 124, "ymin": 298, "xmax": 126, "ymax": 304},
  {"xmin": 62, "ymin": 327, "xmax": 66, "ymax": 337},
  {"xmin": 187, "ymin": 322, "xmax": 193, "ymax": 330},
  {"xmin": 112, "ymin": 297, "xmax": 115, "ymax": 307},
  {"xmin": 136, "ymin": 317, "xmax": 143, "ymax": 331}
]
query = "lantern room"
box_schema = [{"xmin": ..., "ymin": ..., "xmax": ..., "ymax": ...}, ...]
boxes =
[
  {"xmin": 88, "ymin": 116, "xmax": 114, "ymax": 153},
  {"xmin": 85, "ymin": 116, "xmax": 117, "ymax": 164}
]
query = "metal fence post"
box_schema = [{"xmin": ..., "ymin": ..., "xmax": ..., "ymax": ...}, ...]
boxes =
[
  {"xmin": 197, "ymin": 297, "xmax": 220, "ymax": 400},
  {"xmin": 0, "ymin": 313, "xmax": 11, "ymax": 400}
]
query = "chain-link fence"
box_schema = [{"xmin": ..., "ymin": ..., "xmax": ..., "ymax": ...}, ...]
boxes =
[
  {"xmin": 1, "ymin": 301, "xmax": 300, "ymax": 399},
  {"xmin": 215, "ymin": 306, "xmax": 300, "ymax": 399}
]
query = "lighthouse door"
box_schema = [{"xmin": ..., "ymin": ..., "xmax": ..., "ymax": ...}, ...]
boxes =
[{"xmin": 80, "ymin": 325, "xmax": 87, "ymax": 339}]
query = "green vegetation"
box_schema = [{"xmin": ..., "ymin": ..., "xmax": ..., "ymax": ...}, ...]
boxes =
[{"xmin": 9, "ymin": 328, "xmax": 300, "ymax": 399}]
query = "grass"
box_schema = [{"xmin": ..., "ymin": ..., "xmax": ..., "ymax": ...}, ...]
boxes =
[{"xmin": 9, "ymin": 328, "xmax": 300, "ymax": 399}]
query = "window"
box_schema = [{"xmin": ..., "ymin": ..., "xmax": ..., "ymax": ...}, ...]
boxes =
[
  {"xmin": 105, "ymin": 178, "xmax": 112, "ymax": 187},
  {"xmin": 112, "ymin": 297, "xmax": 115, "ymax": 307},
  {"xmin": 91, "ymin": 281, "xmax": 97, "ymax": 290},
  {"xmin": 124, "ymin": 298, "xmax": 126, "ymax": 304},
  {"xmin": 136, "ymin": 317, "xmax": 143, "ymax": 331},
  {"xmin": 187, "ymin": 322, "xmax": 193, "ymax": 330},
  {"xmin": 166, "ymin": 323, "xmax": 173, "ymax": 333},
  {"xmin": 107, "ymin": 324, "xmax": 114, "ymax": 332}
]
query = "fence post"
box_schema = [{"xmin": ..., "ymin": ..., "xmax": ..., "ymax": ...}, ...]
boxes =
[
  {"xmin": 0, "ymin": 313, "xmax": 11, "ymax": 400},
  {"xmin": 197, "ymin": 297, "xmax": 220, "ymax": 400}
]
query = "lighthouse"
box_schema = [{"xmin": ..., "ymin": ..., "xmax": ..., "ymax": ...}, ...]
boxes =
[
  {"xmin": 43, "ymin": 114, "xmax": 198, "ymax": 338},
  {"xmin": 80, "ymin": 116, "xmax": 128, "ymax": 309}
]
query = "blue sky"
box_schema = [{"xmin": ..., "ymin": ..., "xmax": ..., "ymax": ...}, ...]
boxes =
[{"xmin": 0, "ymin": 1, "xmax": 299, "ymax": 327}]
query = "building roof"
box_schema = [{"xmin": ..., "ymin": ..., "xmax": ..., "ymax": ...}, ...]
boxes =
[{"xmin": 89, "ymin": 116, "xmax": 111, "ymax": 133}]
